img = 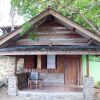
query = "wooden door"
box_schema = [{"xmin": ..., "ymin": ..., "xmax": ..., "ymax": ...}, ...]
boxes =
[
  {"xmin": 57, "ymin": 55, "xmax": 64, "ymax": 73},
  {"xmin": 64, "ymin": 55, "xmax": 80, "ymax": 85}
]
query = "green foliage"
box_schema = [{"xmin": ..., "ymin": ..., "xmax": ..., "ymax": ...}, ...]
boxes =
[
  {"xmin": 11, "ymin": 0, "xmax": 100, "ymax": 34},
  {"xmin": 20, "ymin": 22, "xmax": 37, "ymax": 40},
  {"xmin": 28, "ymin": 32, "xmax": 37, "ymax": 41},
  {"xmin": 95, "ymin": 81, "xmax": 100, "ymax": 88},
  {"xmin": 20, "ymin": 22, "xmax": 31, "ymax": 36}
]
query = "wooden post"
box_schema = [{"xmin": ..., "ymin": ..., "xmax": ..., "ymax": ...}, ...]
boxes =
[
  {"xmin": 37, "ymin": 55, "xmax": 41, "ymax": 69},
  {"xmin": 86, "ymin": 55, "xmax": 89, "ymax": 77},
  {"xmin": 80, "ymin": 55, "xmax": 83, "ymax": 85}
]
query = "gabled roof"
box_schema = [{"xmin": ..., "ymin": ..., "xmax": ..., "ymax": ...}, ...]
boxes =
[{"xmin": 0, "ymin": 7, "xmax": 100, "ymax": 46}]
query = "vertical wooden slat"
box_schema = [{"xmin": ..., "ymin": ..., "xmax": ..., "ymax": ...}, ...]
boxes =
[
  {"xmin": 86, "ymin": 55, "xmax": 89, "ymax": 77},
  {"xmin": 37, "ymin": 55, "xmax": 41, "ymax": 69},
  {"xmin": 57, "ymin": 55, "xmax": 64, "ymax": 73}
]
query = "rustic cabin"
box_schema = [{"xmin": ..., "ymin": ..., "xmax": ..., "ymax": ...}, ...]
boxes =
[{"xmin": 0, "ymin": 8, "xmax": 100, "ymax": 98}]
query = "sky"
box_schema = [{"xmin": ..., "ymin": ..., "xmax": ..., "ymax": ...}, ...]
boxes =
[{"xmin": 0, "ymin": 0, "xmax": 24, "ymax": 35}]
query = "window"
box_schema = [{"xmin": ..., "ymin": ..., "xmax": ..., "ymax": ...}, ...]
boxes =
[{"xmin": 47, "ymin": 55, "xmax": 56, "ymax": 69}]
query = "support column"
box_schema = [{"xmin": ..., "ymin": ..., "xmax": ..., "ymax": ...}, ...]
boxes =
[
  {"xmin": 83, "ymin": 55, "xmax": 94, "ymax": 100},
  {"xmin": 8, "ymin": 76, "xmax": 18, "ymax": 96},
  {"xmin": 83, "ymin": 77, "xmax": 94, "ymax": 100},
  {"xmin": 37, "ymin": 55, "xmax": 41, "ymax": 69},
  {"xmin": 86, "ymin": 55, "xmax": 89, "ymax": 77}
]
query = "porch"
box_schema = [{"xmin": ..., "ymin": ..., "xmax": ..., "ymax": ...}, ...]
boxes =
[
  {"xmin": 18, "ymin": 84, "xmax": 83, "ymax": 93},
  {"xmin": 18, "ymin": 85, "xmax": 83, "ymax": 100}
]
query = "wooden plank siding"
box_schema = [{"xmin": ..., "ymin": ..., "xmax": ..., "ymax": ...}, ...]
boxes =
[
  {"xmin": 57, "ymin": 55, "xmax": 64, "ymax": 73},
  {"xmin": 16, "ymin": 20, "xmax": 89, "ymax": 46}
]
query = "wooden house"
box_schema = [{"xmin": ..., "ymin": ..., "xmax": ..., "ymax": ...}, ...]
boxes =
[{"xmin": 0, "ymin": 8, "xmax": 100, "ymax": 98}]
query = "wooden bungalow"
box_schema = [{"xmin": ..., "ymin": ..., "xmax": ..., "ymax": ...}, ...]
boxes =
[{"xmin": 0, "ymin": 8, "xmax": 100, "ymax": 98}]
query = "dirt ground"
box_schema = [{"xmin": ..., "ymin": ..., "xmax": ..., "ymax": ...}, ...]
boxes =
[
  {"xmin": 0, "ymin": 88, "xmax": 33, "ymax": 100},
  {"xmin": 0, "ymin": 88, "xmax": 100, "ymax": 100}
]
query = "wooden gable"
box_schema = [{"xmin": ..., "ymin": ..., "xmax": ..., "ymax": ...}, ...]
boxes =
[
  {"xmin": 0, "ymin": 8, "xmax": 100, "ymax": 48},
  {"xmin": 16, "ymin": 15, "xmax": 90, "ymax": 46}
]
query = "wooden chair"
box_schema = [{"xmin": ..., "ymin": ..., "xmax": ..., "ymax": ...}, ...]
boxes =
[{"xmin": 28, "ymin": 72, "xmax": 43, "ymax": 90}]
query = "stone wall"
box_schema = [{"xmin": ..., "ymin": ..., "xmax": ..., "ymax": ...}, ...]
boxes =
[
  {"xmin": 0, "ymin": 56, "xmax": 15, "ymax": 80},
  {"xmin": 42, "ymin": 73, "xmax": 64, "ymax": 84},
  {"xmin": 0, "ymin": 56, "xmax": 24, "ymax": 81}
]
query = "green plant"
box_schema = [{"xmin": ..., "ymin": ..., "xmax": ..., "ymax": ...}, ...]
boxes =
[
  {"xmin": 95, "ymin": 81, "xmax": 100, "ymax": 88},
  {"xmin": 20, "ymin": 22, "xmax": 37, "ymax": 40}
]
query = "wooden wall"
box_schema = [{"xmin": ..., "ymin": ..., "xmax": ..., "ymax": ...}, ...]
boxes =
[
  {"xmin": 24, "ymin": 55, "xmax": 64, "ymax": 73},
  {"xmin": 23, "ymin": 55, "xmax": 82, "ymax": 85},
  {"xmin": 24, "ymin": 55, "xmax": 37, "ymax": 69},
  {"xmin": 57, "ymin": 55, "xmax": 64, "ymax": 73},
  {"xmin": 16, "ymin": 19, "xmax": 89, "ymax": 46}
]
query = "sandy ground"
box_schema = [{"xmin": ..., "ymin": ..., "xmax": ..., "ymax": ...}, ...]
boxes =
[
  {"xmin": 0, "ymin": 89, "xmax": 32, "ymax": 100},
  {"xmin": 0, "ymin": 88, "xmax": 100, "ymax": 100}
]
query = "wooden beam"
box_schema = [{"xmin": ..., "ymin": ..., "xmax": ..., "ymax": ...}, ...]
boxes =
[
  {"xmin": 17, "ymin": 38, "xmax": 88, "ymax": 42},
  {"xmin": 23, "ymin": 33, "xmax": 82, "ymax": 39},
  {"xmin": 86, "ymin": 55, "xmax": 89, "ymax": 77},
  {"xmin": 88, "ymin": 39, "xmax": 94, "ymax": 45},
  {"xmin": 0, "ymin": 50, "xmax": 100, "ymax": 55},
  {"xmin": 16, "ymin": 38, "xmax": 89, "ymax": 46},
  {"xmin": 16, "ymin": 42, "xmax": 88, "ymax": 46}
]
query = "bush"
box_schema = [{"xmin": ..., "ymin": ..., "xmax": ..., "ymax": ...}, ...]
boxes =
[{"xmin": 95, "ymin": 81, "xmax": 100, "ymax": 89}]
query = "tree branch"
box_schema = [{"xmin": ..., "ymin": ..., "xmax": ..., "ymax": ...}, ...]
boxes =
[{"xmin": 60, "ymin": 4, "xmax": 100, "ymax": 35}]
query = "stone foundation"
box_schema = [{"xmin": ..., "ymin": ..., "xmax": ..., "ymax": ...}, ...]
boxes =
[
  {"xmin": 8, "ymin": 76, "xmax": 18, "ymax": 96},
  {"xmin": 18, "ymin": 91, "xmax": 84, "ymax": 100},
  {"xmin": 83, "ymin": 77, "xmax": 94, "ymax": 100}
]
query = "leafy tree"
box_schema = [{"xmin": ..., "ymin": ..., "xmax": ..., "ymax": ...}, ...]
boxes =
[{"xmin": 11, "ymin": 0, "xmax": 100, "ymax": 35}]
